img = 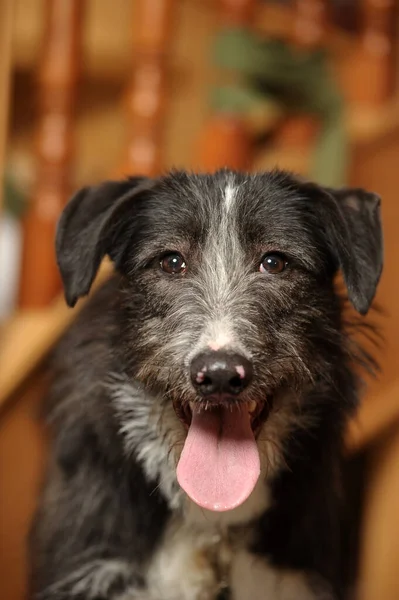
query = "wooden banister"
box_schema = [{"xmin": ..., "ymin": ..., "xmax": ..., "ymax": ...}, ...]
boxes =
[
  {"xmin": 291, "ymin": 0, "xmax": 329, "ymax": 49},
  {"xmin": 218, "ymin": 0, "xmax": 256, "ymax": 26},
  {"xmin": 265, "ymin": 1, "xmax": 329, "ymax": 166},
  {"xmin": 120, "ymin": 0, "xmax": 176, "ymax": 177},
  {"xmin": 360, "ymin": 0, "xmax": 397, "ymax": 105},
  {"xmin": 345, "ymin": 0, "xmax": 397, "ymax": 108},
  {"xmin": 18, "ymin": 0, "xmax": 84, "ymax": 309},
  {"xmin": 196, "ymin": 0, "xmax": 255, "ymax": 172}
]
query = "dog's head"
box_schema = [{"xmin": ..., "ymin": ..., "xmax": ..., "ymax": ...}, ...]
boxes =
[{"xmin": 56, "ymin": 170, "xmax": 383, "ymax": 511}]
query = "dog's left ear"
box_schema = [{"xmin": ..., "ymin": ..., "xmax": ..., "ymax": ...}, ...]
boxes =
[
  {"xmin": 56, "ymin": 177, "xmax": 154, "ymax": 307},
  {"xmin": 301, "ymin": 182, "xmax": 383, "ymax": 315}
]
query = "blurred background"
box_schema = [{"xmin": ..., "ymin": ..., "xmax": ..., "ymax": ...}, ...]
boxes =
[{"xmin": 1, "ymin": 0, "xmax": 399, "ymax": 598}]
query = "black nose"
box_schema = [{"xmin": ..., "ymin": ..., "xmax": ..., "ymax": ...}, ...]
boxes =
[{"xmin": 190, "ymin": 351, "xmax": 253, "ymax": 397}]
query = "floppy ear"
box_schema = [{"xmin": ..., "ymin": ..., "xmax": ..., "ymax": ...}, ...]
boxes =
[
  {"xmin": 300, "ymin": 182, "xmax": 383, "ymax": 315},
  {"xmin": 56, "ymin": 177, "xmax": 153, "ymax": 307}
]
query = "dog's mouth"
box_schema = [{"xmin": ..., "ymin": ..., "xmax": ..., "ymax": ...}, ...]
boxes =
[
  {"xmin": 174, "ymin": 397, "xmax": 271, "ymax": 513},
  {"xmin": 173, "ymin": 398, "xmax": 270, "ymax": 435}
]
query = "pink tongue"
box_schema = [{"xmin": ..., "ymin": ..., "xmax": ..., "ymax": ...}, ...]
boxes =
[{"xmin": 176, "ymin": 405, "xmax": 260, "ymax": 512}]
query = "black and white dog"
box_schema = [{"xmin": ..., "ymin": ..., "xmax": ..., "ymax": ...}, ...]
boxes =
[{"xmin": 30, "ymin": 170, "xmax": 383, "ymax": 600}]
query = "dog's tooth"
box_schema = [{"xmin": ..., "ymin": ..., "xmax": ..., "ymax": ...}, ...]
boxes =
[
  {"xmin": 189, "ymin": 401, "xmax": 195, "ymax": 411},
  {"xmin": 248, "ymin": 400, "xmax": 257, "ymax": 413}
]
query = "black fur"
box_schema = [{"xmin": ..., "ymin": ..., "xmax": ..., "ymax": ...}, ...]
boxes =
[{"xmin": 29, "ymin": 170, "xmax": 383, "ymax": 600}]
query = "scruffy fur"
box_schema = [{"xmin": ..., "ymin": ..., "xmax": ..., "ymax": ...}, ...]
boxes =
[{"xmin": 29, "ymin": 170, "xmax": 383, "ymax": 600}]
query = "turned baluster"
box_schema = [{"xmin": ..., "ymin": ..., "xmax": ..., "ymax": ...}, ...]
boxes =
[
  {"xmin": 18, "ymin": 0, "xmax": 83, "ymax": 308},
  {"xmin": 346, "ymin": 0, "xmax": 397, "ymax": 107},
  {"xmin": 275, "ymin": 0, "xmax": 328, "ymax": 151},
  {"xmin": 196, "ymin": 0, "xmax": 256, "ymax": 173},
  {"xmin": 360, "ymin": 0, "xmax": 396, "ymax": 105},
  {"xmin": 120, "ymin": 0, "xmax": 176, "ymax": 177},
  {"xmin": 291, "ymin": 0, "xmax": 329, "ymax": 49},
  {"xmin": 218, "ymin": 0, "xmax": 256, "ymax": 26}
]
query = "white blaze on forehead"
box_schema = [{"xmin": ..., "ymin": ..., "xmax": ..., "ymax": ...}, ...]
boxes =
[{"xmin": 223, "ymin": 181, "xmax": 237, "ymax": 213}]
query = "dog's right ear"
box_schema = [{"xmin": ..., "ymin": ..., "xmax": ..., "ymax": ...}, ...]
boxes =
[{"xmin": 56, "ymin": 177, "xmax": 153, "ymax": 307}]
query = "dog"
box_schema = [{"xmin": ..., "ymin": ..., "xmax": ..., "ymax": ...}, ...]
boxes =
[{"xmin": 29, "ymin": 169, "xmax": 383, "ymax": 600}]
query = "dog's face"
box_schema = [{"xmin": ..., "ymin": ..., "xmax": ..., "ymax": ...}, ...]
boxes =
[{"xmin": 56, "ymin": 170, "xmax": 382, "ymax": 512}]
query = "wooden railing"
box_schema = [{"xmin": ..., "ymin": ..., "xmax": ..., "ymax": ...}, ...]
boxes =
[
  {"xmin": 16, "ymin": 0, "xmax": 175, "ymax": 310},
  {"xmin": 291, "ymin": 0, "xmax": 329, "ymax": 48},
  {"xmin": 120, "ymin": 0, "xmax": 176, "ymax": 177},
  {"xmin": 18, "ymin": 0, "xmax": 84, "ymax": 309}
]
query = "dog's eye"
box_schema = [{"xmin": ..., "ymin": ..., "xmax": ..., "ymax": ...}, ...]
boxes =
[
  {"xmin": 259, "ymin": 253, "xmax": 287, "ymax": 274},
  {"xmin": 160, "ymin": 252, "xmax": 186, "ymax": 274}
]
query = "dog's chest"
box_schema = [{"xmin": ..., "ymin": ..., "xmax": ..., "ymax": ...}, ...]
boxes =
[
  {"xmin": 145, "ymin": 484, "xmax": 317, "ymax": 600},
  {"xmin": 146, "ymin": 520, "xmax": 316, "ymax": 600}
]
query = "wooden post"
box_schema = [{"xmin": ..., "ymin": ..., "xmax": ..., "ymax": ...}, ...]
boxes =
[
  {"xmin": 346, "ymin": 0, "xmax": 397, "ymax": 108},
  {"xmin": 197, "ymin": 116, "xmax": 253, "ymax": 172},
  {"xmin": 218, "ymin": 0, "xmax": 256, "ymax": 26},
  {"xmin": 196, "ymin": 0, "xmax": 255, "ymax": 173},
  {"xmin": 291, "ymin": 0, "xmax": 329, "ymax": 49},
  {"xmin": 18, "ymin": 0, "xmax": 83, "ymax": 308},
  {"xmin": 120, "ymin": 0, "xmax": 176, "ymax": 177},
  {"xmin": 274, "ymin": 0, "xmax": 328, "ymax": 154}
]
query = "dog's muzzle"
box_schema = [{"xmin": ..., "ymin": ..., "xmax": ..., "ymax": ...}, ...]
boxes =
[{"xmin": 174, "ymin": 350, "xmax": 270, "ymax": 513}]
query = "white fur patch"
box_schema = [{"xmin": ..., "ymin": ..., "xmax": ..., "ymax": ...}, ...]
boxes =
[
  {"xmin": 147, "ymin": 519, "xmax": 325, "ymax": 600},
  {"xmin": 39, "ymin": 560, "xmax": 133, "ymax": 599},
  {"xmin": 224, "ymin": 182, "xmax": 237, "ymax": 213},
  {"xmin": 110, "ymin": 376, "xmax": 185, "ymax": 509},
  {"xmin": 194, "ymin": 319, "xmax": 236, "ymax": 356},
  {"xmin": 184, "ymin": 318, "xmax": 251, "ymax": 368},
  {"xmin": 146, "ymin": 520, "xmax": 223, "ymax": 600}
]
